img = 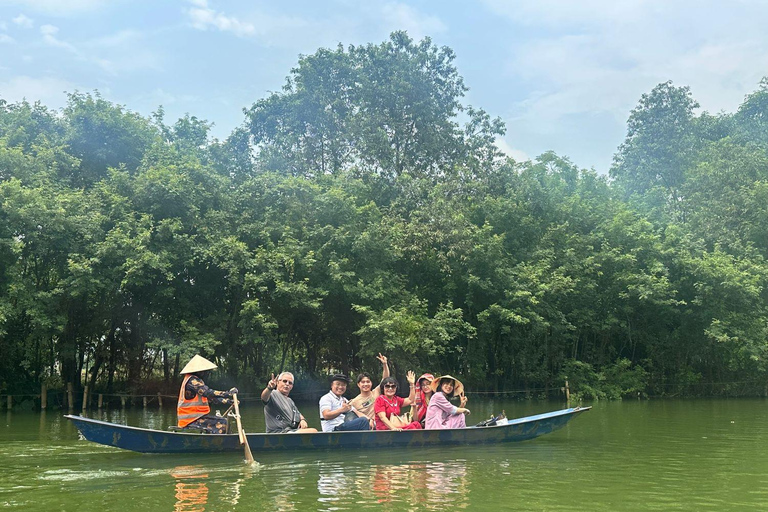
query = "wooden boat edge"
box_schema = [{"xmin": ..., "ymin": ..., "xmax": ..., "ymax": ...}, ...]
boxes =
[{"xmin": 64, "ymin": 406, "xmax": 591, "ymax": 453}]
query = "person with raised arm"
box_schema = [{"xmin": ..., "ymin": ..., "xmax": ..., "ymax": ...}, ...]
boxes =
[
  {"xmin": 374, "ymin": 370, "xmax": 422, "ymax": 431},
  {"xmin": 410, "ymin": 373, "xmax": 435, "ymax": 427},
  {"xmin": 261, "ymin": 371, "xmax": 318, "ymax": 433},
  {"xmin": 349, "ymin": 353, "xmax": 390, "ymax": 429},
  {"xmin": 424, "ymin": 375, "xmax": 470, "ymax": 429}
]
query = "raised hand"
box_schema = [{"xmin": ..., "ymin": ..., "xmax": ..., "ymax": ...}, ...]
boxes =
[
  {"xmin": 267, "ymin": 373, "xmax": 278, "ymax": 390},
  {"xmin": 459, "ymin": 393, "xmax": 468, "ymax": 407},
  {"xmin": 406, "ymin": 370, "xmax": 416, "ymax": 384},
  {"xmin": 376, "ymin": 353, "xmax": 388, "ymax": 365}
]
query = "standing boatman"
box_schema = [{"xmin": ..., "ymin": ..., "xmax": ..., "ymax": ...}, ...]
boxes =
[{"xmin": 177, "ymin": 355, "xmax": 239, "ymax": 434}]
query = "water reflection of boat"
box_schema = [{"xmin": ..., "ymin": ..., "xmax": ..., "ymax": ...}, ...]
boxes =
[
  {"xmin": 65, "ymin": 407, "xmax": 590, "ymax": 454},
  {"xmin": 317, "ymin": 459, "xmax": 470, "ymax": 509},
  {"xmin": 171, "ymin": 465, "xmax": 209, "ymax": 512}
]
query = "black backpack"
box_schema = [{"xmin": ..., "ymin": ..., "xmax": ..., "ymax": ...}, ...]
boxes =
[{"xmin": 474, "ymin": 413, "xmax": 504, "ymax": 427}]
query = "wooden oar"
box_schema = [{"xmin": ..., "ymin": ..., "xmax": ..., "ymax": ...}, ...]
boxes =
[{"xmin": 232, "ymin": 393, "xmax": 255, "ymax": 464}]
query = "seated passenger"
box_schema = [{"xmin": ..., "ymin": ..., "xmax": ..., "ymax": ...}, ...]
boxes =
[
  {"xmin": 374, "ymin": 371, "xmax": 422, "ymax": 431},
  {"xmin": 410, "ymin": 373, "xmax": 434, "ymax": 426},
  {"xmin": 261, "ymin": 372, "xmax": 318, "ymax": 433},
  {"xmin": 177, "ymin": 355, "xmax": 238, "ymax": 434},
  {"xmin": 424, "ymin": 375, "xmax": 470, "ymax": 429},
  {"xmin": 319, "ymin": 373, "xmax": 370, "ymax": 431},
  {"xmin": 349, "ymin": 353, "xmax": 389, "ymax": 428}
]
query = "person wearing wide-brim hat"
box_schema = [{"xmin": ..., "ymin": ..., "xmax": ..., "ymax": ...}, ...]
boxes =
[
  {"xmin": 319, "ymin": 373, "xmax": 371, "ymax": 432},
  {"xmin": 424, "ymin": 375, "xmax": 470, "ymax": 430},
  {"xmin": 177, "ymin": 355, "xmax": 239, "ymax": 434}
]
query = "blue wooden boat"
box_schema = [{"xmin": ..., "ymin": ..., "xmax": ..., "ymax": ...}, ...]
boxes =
[{"xmin": 65, "ymin": 406, "xmax": 590, "ymax": 454}]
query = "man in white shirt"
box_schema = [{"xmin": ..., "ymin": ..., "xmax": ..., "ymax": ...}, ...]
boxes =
[{"xmin": 319, "ymin": 374, "xmax": 371, "ymax": 432}]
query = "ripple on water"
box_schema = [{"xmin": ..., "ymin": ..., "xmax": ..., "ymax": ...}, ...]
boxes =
[{"xmin": 38, "ymin": 468, "xmax": 131, "ymax": 482}]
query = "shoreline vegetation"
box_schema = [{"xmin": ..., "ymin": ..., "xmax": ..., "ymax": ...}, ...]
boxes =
[{"xmin": 3, "ymin": 32, "xmax": 768, "ymax": 403}]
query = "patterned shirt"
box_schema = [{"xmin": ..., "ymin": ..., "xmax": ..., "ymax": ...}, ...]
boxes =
[{"xmin": 185, "ymin": 375, "xmax": 233, "ymax": 405}]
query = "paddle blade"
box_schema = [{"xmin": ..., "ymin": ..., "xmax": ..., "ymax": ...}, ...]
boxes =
[{"xmin": 243, "ymin": 439, "xmax": 255, "ymax": 464}]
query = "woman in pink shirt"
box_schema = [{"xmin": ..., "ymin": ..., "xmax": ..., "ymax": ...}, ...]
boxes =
[{"xmin": 424, "ymin": 375, "xmax": 470, "ymax": 429}]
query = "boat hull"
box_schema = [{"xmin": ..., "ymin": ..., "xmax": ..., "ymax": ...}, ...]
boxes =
[{"xmin": 65, "ymin": 407, "xmax": 589, "ymax": 454}]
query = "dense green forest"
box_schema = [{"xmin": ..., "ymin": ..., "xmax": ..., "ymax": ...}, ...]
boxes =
[{"xmin": 2, "ymin": 32, "xmax": 768, "ymax": 403}]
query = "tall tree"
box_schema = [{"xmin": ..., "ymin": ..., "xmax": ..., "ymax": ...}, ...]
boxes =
[
  {"xmin": 611, "ymin": 81, "xmax": 700, "ymax": 219},
  {"xmin": 247, "ymin": 31, "xmax": 503, "ymax": 185}
]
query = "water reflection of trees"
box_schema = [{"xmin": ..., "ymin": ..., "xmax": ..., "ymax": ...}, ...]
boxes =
[{"xmin": 317, "ymin": 459, "xmax": 469, "ymax": 510}]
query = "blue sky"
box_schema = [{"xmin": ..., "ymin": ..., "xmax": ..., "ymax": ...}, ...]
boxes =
[{"xmin": 1, "ymin": 0, "xmax": 767, "ymax": 173}]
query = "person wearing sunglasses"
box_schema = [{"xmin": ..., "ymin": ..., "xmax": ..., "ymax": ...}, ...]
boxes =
[
  {"xmin": 261, "ymin": 372, "xmax": 318, "ymax": 433},
  {"xmin": 373, "ymin": 371, "xmax": 422, "ymax": 431}
]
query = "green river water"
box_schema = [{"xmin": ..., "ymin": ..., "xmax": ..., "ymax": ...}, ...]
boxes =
[{"xmin": 2, "ymin": 398, "xmax": 768, "ymax": 511}]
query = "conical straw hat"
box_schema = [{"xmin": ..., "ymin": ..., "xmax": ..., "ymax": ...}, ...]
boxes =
[
  {"xmin": 180, "ymin": 355, "xmax": 217, "ymax": 375},
  {"xmin": 429, "ymin": 375, "xmax": 464, "ymax": 395}
]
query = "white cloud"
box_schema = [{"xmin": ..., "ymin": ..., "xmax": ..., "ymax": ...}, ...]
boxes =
[
  {"xmin": 182, "ymin": 0, "xmax": 317, "ymax": 47},
  {"xmin": 0, "ymin": 75, "xmax": 77, "ymax": 107},
  {"xmin": 138, "ymin": 88, "xmax": 202, "ymax": 107},
  {"xmin": 0, "ymin": 33, "xmax": 14, "ymax": 44},
  {"xmin": 36, "ymin": 24, "xmax": 161, "ymax": 76},
  {"xmin": 39, "ymin": 23, "xmax": 57, "ymax": 35},
  {"xmin": 12, "ymin": 13, "xmax": 33, "ymax": 28},
  {"xmin": 40, "ymin": 23, "xmax": 79, "ymax": 54},
  {"xmin": 482, "ymin": 0, "xmax": 768, "ymax": 137},
  {"xmin": 0, "ymin": 0, "xmax": 106, "ymax": 16},
  {"xmin": 185, "ymin": 0, "xmax": 256, "ymax": 37},
  {"xmin": 83, "ymin": 30, "xmax": 161, "ymax": 74},
  {"xmin": 480, "ymin": 0, "xmax": 654, "ymax": 28},
  {"xmin": 378, "ymin": 2, "xmax": 447, "ymax": 40},
  {"xmin": 495, "ymin": 137, "xmax": 530, "ymax": 162}
]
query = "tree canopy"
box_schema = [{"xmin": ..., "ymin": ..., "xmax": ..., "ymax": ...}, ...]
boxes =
[{"xmin": 2, "ymin": 33, "xmax": 768, "ymax": 402}]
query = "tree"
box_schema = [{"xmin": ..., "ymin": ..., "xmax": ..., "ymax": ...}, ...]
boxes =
[
  {"xmin": 611, "ymin": 81, "xmax": 700, "ymax": 218},
  {"xmin": 247, "ymin": 31, "xmax": 503, "ymax": 186},
  {"xmin": 63, "ymin": 91, "xmax": 158, "ymax": 187}
]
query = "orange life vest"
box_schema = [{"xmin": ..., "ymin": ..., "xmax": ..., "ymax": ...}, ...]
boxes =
[{"xmin": 177, "ymin": 374, "xmax": 210, "ymax": 427}]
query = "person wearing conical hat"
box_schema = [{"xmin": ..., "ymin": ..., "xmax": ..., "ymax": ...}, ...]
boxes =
[
  {"xmin": 424, "ymin": 375, "xmax": 470, "ymax": 430},
  {"xmin": 177, "ymin": 355, "xmax": 239, "ymax": 434}
]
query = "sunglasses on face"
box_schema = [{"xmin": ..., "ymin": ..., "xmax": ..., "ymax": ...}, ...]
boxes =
[
  {"xmin": 384, "ymin": 384, "xmax": 397, "ymax": 389},
  {"xmin": 280, "ymin": 379, "xmax": 294, "ymax": 385}
]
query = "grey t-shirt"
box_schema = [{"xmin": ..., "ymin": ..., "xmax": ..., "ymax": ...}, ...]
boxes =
[{"xmin": 263, "ymin": 390, "xmax": 302, "ymax": 433}]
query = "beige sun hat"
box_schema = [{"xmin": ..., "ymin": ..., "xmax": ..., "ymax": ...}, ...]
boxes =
[
  {"xmin": 180, "ymin": 355, "xmax": 217, "ymax": 375},
  {"xmin": 430, "ymin": 375, "xmax": 464, "ymax": 395}
]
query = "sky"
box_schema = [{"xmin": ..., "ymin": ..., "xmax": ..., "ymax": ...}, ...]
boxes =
[{"xmin": 1, "ymin": 0, "xmax": 767, "ymax": 174}]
